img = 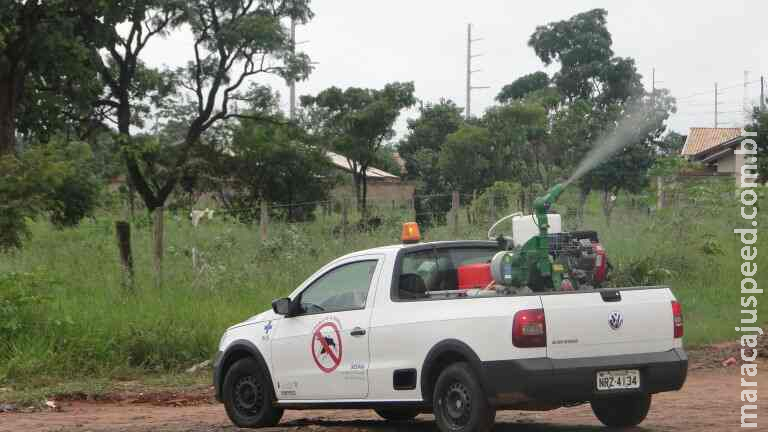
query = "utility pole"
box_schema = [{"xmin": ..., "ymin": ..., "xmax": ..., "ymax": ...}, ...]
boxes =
[
  {"xmin": 761, "ymin": 75, "xmax": 765, "ymax": 112},
  {"xmin": 743, "ymin": 70, "xmax": 751, "ymax": 126},
  {"xmin": 651, "ymin": 68, "xmax": 655, "ymax": 105},
  {"xmin": 465, "ymin": 23, "xmax": 488, "ymax": 120},
  {"xmin": 714, "ymin": 82, "xmax": 718, "ymax": 128},
  {"xmin": 289, "ymin": 18, "xmax": 297, "ymax": 120}
]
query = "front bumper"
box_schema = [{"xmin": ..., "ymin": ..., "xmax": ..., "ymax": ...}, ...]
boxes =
[{"xmin": 482, "ymin": 348, "xmax": 688, "ymax": 406}]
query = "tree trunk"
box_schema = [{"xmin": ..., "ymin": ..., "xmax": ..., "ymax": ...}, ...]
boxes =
[
  {"xmin": 0, "ymin": 73, "xmax": 21, "ymax": 156},
  {"xmin": 351, "ymin": 171, "xmax": 362, "ymax": 213},
  {"xmin": 361, "ymin": 172, "xmax": 368, "ymax": 219},
  {"xmin": 577, "ymin": 187, "xmax": 590, "ymax": 224},
  {"xmin": 152, "ymin": 206, "xmax": 164, "ymax": 289},
  {"xmin": 601, "ymin": 189, "xmax": 617, "ymax": 227}
]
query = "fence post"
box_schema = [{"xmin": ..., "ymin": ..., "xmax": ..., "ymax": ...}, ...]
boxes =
[
  {"xmin": 451, "ymin": 191, "xmax": 460, "ymax": 235},
  {"xmin": 115, "ymin": 221, "xmax": 134, "ymax": 291},
  {"xmin": 260, "ymin": 200, "xmax": 269, "ymax": 241}
]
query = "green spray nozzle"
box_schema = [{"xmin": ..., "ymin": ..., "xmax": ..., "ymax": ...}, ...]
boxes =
[{"xmin": 532, "ymin": 183, "xmax": 565, "ymax": 233}]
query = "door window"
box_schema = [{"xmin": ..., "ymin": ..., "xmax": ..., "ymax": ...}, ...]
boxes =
[{"xmin": 299, "ymin": 260, "xmax": 378, "ymax": 314}]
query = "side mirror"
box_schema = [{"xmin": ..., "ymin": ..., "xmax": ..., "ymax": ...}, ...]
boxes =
[{"xmin": 272, "ymin": 297, "xmax": 296, "ymax": 316}]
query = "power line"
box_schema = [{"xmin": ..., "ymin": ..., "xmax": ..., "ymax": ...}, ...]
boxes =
[{"xmin": 674, "ymin": 79, "xmax": 761, "ymax": 102}]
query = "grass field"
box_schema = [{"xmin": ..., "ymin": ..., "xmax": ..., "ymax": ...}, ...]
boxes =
[{"xmin": 0, "ymin": 190, "xmax": 765, "ymax": 390}]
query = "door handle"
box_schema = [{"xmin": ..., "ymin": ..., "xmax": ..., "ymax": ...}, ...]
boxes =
[{"xmin": 350, "ymin": 327, "xmax": 366, "ymax": 337}]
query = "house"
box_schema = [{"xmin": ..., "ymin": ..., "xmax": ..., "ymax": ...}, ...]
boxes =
[
  {"xmin": 681, "ymin": 127, "xmax": 754, "ymax": 186},
  {"xmin": 326, "ymin": 151, "xmax": 415, "ymax": 203}
]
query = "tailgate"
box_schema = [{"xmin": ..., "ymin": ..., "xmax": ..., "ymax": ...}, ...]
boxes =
[{"xmin": 541, "ymin": 288, "xmax": 675, "ymax": 359}]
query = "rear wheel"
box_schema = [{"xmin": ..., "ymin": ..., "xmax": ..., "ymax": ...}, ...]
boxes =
[
  {"xmin": 222, "ymin": 357, "xmax": 283, "ymax": 428},
  {"xmin": 374, "ymin": 408, "xmax": 419, "ymax": 422},
  {"xmin": 432, "ymin": 362, "xmax": 495, "ymax": 432},
  {"xmin": 591, "ymin": 393, "xmax": 651, "ymax": 427}
]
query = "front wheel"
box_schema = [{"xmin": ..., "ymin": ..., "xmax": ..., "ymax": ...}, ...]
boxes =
[
  {"xmin": 591, "ymin": 393, "xmax": 651, "ymax": 427},
  {"xmin": 374, "ymin": 408, "xmax": 419, "ymax": 422},
  {"xmin": 432, "ymin": 362, "xmax": 495, "ymax": 432},
  {"xmin": 222, "ymin": 357, "xmax": 283, "ymax": 428}
]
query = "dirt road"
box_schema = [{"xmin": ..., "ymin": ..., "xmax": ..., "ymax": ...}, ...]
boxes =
[{"xmin": 1, "ymin": 362, "xmax": 763, "ymax": 432}]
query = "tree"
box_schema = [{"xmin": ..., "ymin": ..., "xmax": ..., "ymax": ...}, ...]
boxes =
[
  {"xmin": 482, "ymin": 102, "xmax": 549, "ymax": 191},
  {"xmin": 202, "ymin": 117, "xmax": 332, "ymax": 223},
  {"xmin": 496, "ymin": 71, "xmax": 550, "ymax": 103},
  {"xmin": 528, "ymin": 9, "xmax": 642, "ymax": 106},
  {"xmin": 0, "ymin": 139, "xmax": 99, "ymax": 250},
  {"xmin": 398, "ymin": 99, "xmax": 463, "ymax": 191},
  {"xmin": 0, "ymin": 1, "xmax": 104, "ymax": 155},
  {"xmin": 302, "ymin": 82, "xmax": 416, "ymax": 215},
  {"xmin": 85, "ymin": 0, "xmax": 185, "ymax": 213},
  {"xmin": 657, "ymin": 130, "xmax": 685, "ymax": 156},
  {"xmin": 524, "ymin": 8, "xmax": 673, "ymax": 222},
  {"xmin": 438, "ymin": 125, "xmax": 493, "ymax": 194}
]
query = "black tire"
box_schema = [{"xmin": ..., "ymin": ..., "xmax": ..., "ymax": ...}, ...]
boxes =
[
  {"xmin": 374, "ymin": 408, "xmax": 420, "ymax": 422},
  {"xmin": 591, "ymin": 393, "xmax": 652, "ymax": 428},
  {"xmin": 433, "ymin": 362, "xmax": 495, "ymax": 432},
  {"xmin": 222, "ymin": 357, "xmax": 283, "ymax": 428}
]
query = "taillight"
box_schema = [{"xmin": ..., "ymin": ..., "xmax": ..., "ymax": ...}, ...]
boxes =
[
  {"xmin": 513, "ymin": 309, "xmax": 547, "ymax": 348},
  {"xmin": 672, "ymin": 301, "xmax": 684, "ymax": 338}
]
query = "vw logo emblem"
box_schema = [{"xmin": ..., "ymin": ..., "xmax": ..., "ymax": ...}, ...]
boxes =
[{"xmin": 608, "ymin": 311, "xmax": 624, "ymax": 330}]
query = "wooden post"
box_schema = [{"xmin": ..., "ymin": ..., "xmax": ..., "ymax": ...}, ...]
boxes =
[
  {"xmin": 260, "ymin": 200, "xmax": 269, "ymax": 241},
  {"xmin": 115, "ymin": 221, "xmax": 134, "ymax": 291},
  {"xmin": 152, "ymin": 206, "xmax": 164, "ymax": 290},
  {"xmin": 410, "ymin": 193, "xmax": 416, "ymax": 221},
  {"xmin": 451, "ymin": 191, "xmax": 460, "ymax": 235}
]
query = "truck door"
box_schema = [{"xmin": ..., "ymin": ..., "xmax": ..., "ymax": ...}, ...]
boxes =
[{"xmin": 270, "ymin": 257, "xmax": 381, "ymax": 400}]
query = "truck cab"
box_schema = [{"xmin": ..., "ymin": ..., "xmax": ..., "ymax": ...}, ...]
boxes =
[{"xmin": 214, "ymin": 239, "xmax": 687, "ymax": 432}]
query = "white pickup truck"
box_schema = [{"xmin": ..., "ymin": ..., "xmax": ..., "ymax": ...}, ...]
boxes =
[{"xmin": 214, "ymin": 239, "xmax": 687, "ymax": 432}]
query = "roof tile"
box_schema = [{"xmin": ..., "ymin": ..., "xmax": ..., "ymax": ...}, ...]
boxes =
[{"xmin": 681, "ymin": 127, "xmax": 742, "ymax": 156}]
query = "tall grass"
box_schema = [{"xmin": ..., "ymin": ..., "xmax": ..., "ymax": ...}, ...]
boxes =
[{"xmin": 0, "ymin": 193, "xmax": 764, "ymax": 385}]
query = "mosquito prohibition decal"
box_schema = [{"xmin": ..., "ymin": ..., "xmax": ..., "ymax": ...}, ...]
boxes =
[{"xmin": 311, "ymin": 319, "xmax": 343, "ymax": 373}]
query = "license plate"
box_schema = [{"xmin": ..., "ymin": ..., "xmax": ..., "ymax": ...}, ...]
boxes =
[{"xmin": 596, "ymin": 369, "xmax": 640, "ymax": 391}]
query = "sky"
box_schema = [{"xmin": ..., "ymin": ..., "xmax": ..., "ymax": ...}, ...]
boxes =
[{"xmin": 142, "ymin": 0, "xmax": 768, "ymax": 140}]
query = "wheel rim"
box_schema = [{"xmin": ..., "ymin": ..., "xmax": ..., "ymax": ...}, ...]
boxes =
[
  {"xmin": 440, "ymin": 381, "xmax": 472, "ymax": 429},
  {"xmin": 233, "ymin": 375, "xmax": 265, "ymax": 417}
]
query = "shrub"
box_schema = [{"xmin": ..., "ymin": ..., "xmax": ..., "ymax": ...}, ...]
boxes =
[{"xmin": 0, "ymin": 272, "xmax": 50, "ymax": 342}]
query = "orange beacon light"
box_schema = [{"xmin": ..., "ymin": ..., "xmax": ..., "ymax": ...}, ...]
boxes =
[{"xmin": 401, "ymin": 222, "xmax": 421, "ymax": 244}]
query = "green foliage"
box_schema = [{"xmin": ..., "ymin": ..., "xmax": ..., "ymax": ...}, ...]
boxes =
[
  {"xmin": 471, "ymin": 181, "xmax": 523, "ymax": 219},
  {"xmin": 0, "ymin": 139, "xmax": 100, "ymax": 249},
  {"xmin": 496, "ymin": 71, "xmax": 550, "ymax": 103},
  {"xmin": 0, "ymin": 272, "xmax": 52, "ymax": 344},
  {"xmin": 0, "ymin": 0, "xmax": 106, "ymax": 149},
  {"xmin": 439, "ymin": 125, "xmax": 493, "ymax": 193},
  {"xmin": 658, "ymin": 130, "xmax": 685, "ymax": 156},
  {"xmin": 203, "ymin": 118, "xmax": 334, "ymax": 223},
  {"xmin": 482, "ymin": 102, "xmax": 551, "ymax": 187},
  {"xmin": 302, "ymin": 82, "xmax": 416, "ymax": 213},
  {"xmin": 609, "ymin": 255, "xmax": 676, "ymax": 287},
  {"xmin": 373, "ymin": 145, "xmax": 402, "ymax": 176},
  {"xmin": 528, "ymin": 9, "xmax": 642, "ymax": 104},
  {"xmin": 397, "ymin": 99, "xmax": 463, "ymax": 198}
]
